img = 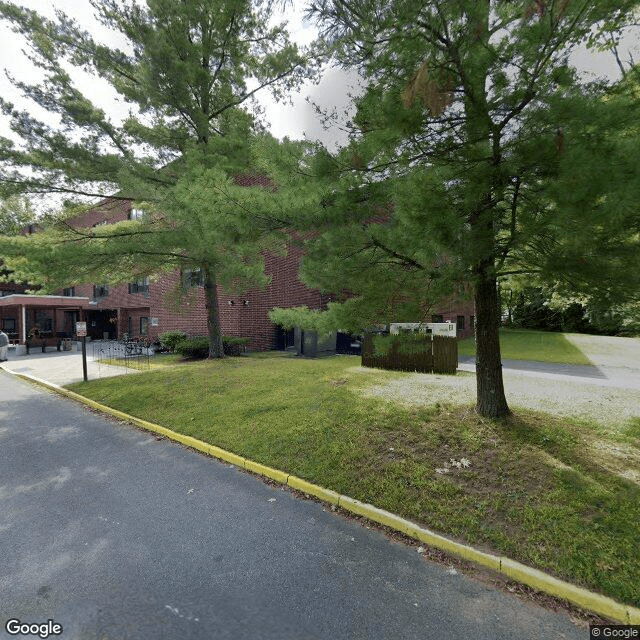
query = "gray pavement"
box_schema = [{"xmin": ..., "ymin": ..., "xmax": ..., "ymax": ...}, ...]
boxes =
[
  {"xmin": 458, "ymin": 356, "xmax": 640, "ymax": 390},
  {"xmin": 0, "ymin": 371, "xmax": 587, "ymax": 639},
  {"xmin": 1, "ymin": 341, "xmax": 138, "ymax": 386}
]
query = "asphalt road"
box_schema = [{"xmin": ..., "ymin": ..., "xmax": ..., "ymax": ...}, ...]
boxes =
[{"xmin": 0, "ymin": 372, "xmax": 585, "ymax": 640}]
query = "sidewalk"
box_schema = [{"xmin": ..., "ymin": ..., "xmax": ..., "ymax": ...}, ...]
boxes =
[{"xmin": 1, "ymin": 342, "xmax": 137, "ymax": 386}]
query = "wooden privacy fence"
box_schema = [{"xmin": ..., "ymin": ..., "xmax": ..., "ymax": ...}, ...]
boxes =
[{"xmin": 361, "ymin": 334, "xmax": 458, "ymax": 374}]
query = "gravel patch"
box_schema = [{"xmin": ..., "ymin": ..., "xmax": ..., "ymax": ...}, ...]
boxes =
[{"xmin": 357, "ymin": 368, "xmax": 640, "ymax": 429}]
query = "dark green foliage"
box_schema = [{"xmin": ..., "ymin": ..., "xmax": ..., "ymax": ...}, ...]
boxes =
[
  {"xmin": 158, "ymin": 330, "xmax": 188, "ymax": 352},
  {"xmin": 372, "ymin": 333, "xmax": 431, "ymax": 357},
  {"xmin": 175, "ymin": 335, "xmax": 250, "ymax": 359},
  {"xmin": 276, "ymin": 0, "xmax": 640, "ymax": 416},
  {"xmin": 222, "ymin": 336, "xmax": 251, "ymax": 356},
  {"xmin": 506, "ymin": 287, "xmax": 625, "ymax": 335},
  {"xmin": 511, "ymin": 288, "xmax": 563, "ymax": 331},
  {"xmin": 561, "ymin": 303, "xmax": 595, "ymax": 334},
  {"xmin": 0, "ymin": 0, "xmax": 315, "ymax": 358},
  {"xmin": 175, "ymin": 336, "xmax": 210, "ymax": 359}
]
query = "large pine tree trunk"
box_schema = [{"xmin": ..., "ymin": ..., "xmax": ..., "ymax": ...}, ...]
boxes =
[
  {"xmin": 474, "ymin": 270, "xmax": 510, "ymax": 418},
  {"xmin": 202, "ymin": 263, "xmax": 224, "ymax": 359}
]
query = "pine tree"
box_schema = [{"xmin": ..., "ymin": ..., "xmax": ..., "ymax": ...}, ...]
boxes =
[
  {"xmin": 275, "ymin": 0, "xmax": 640, "ymax": 417},
  {"xmin": 0, "ymin": 0, "xmax": 314, "ymax": 357}
]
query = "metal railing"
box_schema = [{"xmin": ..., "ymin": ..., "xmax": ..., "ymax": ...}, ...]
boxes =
[{"xmin": 91, "ymin": 338, "xmax": 152, "ymax": 373}]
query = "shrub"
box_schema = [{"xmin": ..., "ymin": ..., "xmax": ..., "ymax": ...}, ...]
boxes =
[
  {"xmin": 173, "ymin": 335, "xmax": 251, "ymax": 359},
  {"xmin": 223, "ymin": 336, "xmax": 250, "ymax": 356},
  {"xmin": 372, "ymin": 332, "xmax": 431, "ymax": 356},
  {"xmin": 175, "ymin": 335, "xmax": 210, "ymax": 359},
  {"xmin": 158, "ymin": 330, "xmax": 188, "ymax": 352}
]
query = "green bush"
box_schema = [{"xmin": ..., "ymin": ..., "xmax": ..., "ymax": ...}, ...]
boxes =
[
  {"xmin": 223, "ymin": 336, "xmax": 250, "ymax": 356},
  {"xmin": 158, "ymin": 330, "xmax": 188, "ymax": 352},
  {"xmin": 175, "ymin": 336, "xmax": 210, "ymax": 359},
  {"xmin": 372, "ymin": 332, "xmax": 431, "ymax": 356},
  {"xmin": 174, "ymin": 335, "xmax": 251, "ymax": 359}
]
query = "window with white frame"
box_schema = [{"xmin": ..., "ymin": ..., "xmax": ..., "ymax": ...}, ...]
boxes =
[{"xmin": 129, "ymin": 207, "xmax": 145, "ymax": 220}]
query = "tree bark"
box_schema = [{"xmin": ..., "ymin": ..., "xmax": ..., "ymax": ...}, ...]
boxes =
[
  {"xmin": 202, "ymin": 263, "xmax": 225, "ymax": 358},
  {"xmin": 474, "ymin": 269, "xmax": 510, "ymax": 418}
]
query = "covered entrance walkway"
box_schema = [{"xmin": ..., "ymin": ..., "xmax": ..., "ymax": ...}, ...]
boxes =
[{"xmin": 0, "ymin": 294, "xmax": 91, "ymax": 346}]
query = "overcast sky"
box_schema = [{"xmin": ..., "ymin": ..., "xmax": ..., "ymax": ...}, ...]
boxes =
[
  {"xmin": 0, "ymin": 2, "xmax": 637, "ymax": 152},
  {"xmin": 0, "ymin": 0, "xmax": 361, "ymax": 150}
]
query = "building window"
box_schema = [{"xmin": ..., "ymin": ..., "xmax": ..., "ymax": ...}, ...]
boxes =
[
  {"xmin": 34, "ymin": 310, "xmax": 53, "ymax": 335},
  {"xmin": 2, "ymin": 318, "xmax": 16, "ymax": 334},
  {"xmin": 431, "ymin": 314, "xmax": 443, "ymax": 323},
  {"xmin": 93, "ymin": 284, "xmax": 109, "ymax": 299},
  {"xmin": 140, "ymin": 317, "xmax": 149, "ymax": 336},
  {"xmin": 182, "ymin": 267, "xmax": 204, "ymax": 288},
  {"xmin": 129, "ymin": 207, "xmax": 144, "ymax": 220},
  {"xmin": 128, "ymin": 278, "xmax": 149, "ymax": 295},
  {"xmin": 456, "ymin": 315, "xmax": 465, "ymax": 333},
  {"xmin": 63, "ymin": 287, "xmax": 76, "ymax": 297}
]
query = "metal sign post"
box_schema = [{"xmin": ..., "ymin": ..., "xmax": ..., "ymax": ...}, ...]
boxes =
[{"xmin": 76, "ymin": 322, "xmax": 88, "ymax": 382}]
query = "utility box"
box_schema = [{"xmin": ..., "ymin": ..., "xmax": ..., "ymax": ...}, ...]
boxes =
[{"xmin": 295, "ymin": 328, "xmax": 337, "ymax": 358}]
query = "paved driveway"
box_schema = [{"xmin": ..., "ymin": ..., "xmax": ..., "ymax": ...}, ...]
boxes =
[{"xmin": 0, "ymin": 372, "xmax": 585, "ymax": 640}]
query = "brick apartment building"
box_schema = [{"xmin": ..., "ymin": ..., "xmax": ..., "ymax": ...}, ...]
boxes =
[{"xmin": 0, "ymin": 195, "xmax": 475, "ymax": 350}]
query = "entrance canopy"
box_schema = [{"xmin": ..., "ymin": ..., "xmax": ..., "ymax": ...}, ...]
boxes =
[{"xmin": 0, "ymin": 294, "xmax": 91, "ymax": 344}]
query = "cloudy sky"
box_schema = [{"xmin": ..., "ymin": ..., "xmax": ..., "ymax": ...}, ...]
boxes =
[
  {"xmin": 0, "ymin": 0, "xmax": 361, "ymax": 150},
  {"xmin": 0, "ymin": 1, "xmax": 636, "ymax": 152}
]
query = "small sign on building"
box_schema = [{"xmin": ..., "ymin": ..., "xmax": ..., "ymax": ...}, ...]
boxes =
[
  {"xmin": 150, "ymin": 318, "xmax": 159, "ymax": 327},
  {"xmin": 76, "ymin": 322, "xmax": 87, "ymax": 337}
]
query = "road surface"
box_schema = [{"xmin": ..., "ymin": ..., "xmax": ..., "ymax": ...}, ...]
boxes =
[{"xmin": 0, "ymin": 371, "xmax": 585, "ymax": 639}]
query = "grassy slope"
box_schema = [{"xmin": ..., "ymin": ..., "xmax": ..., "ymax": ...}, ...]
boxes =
[
  {"xmin": 458, "ymin": 328, "xmax": 592, "ymax": 365},
  {"xmin": 68, "ymin": 354, "xmax": 640, "ymax": 607}
]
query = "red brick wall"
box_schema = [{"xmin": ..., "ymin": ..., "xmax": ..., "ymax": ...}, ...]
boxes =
[
  {"xmin": 433, "ymin": 293, "xmax": 476, "ymax": 339},
  {"xmin": 70, "ymin": 198, "xmax": 131, "ymax": 228},
  {"xmin": 60, "ymin": 198, "xmax": 475, "ymax": 349}
]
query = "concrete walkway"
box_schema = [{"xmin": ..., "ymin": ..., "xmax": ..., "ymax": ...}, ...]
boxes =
[{"xmin": 1, "ymin": 342, "xmax": 138, "ymax": 386}]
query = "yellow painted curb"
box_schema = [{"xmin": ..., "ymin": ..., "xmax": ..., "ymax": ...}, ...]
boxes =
[
  {"xmin": 170, "ymin": 432, "xmax": 211, "ymax": 456},
  {"xmin": 6, "ymin": 368, "xmax": 640, "ymax": 624},
  {"xmin": 244, "ymin": 459, "xmax": 289, "ymax": 484},
  {"xmin": 338, "ymin": 495, "xmax": 414, "ymax": 532},
  {"xmin": 208, "ymin": 444, "xmax": 246, "ymax": 468},
  {"xmin": 500, "ymin": 558, "xmax": 631, "ymax": 623},
  {"xmin": 287, "ymin": 475, "xmax": 341, "ymax": 505},
  {"xmin": 405, "ymin": 522, "xmax": 502, "ymax": 572}
]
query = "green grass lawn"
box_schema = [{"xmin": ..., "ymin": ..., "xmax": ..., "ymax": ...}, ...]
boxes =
[
  {"xmin": 458, "ymin": 328, "xmax": 592, "ymax": 365},
  {"xmin": 67, "ymin": 353, "xmax": 640, "ymax": 608}
]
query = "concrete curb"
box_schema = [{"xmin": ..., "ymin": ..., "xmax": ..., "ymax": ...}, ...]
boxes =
[{"xmin": 5, "ymin": 367, "xmax": 640, "ymax": 624}]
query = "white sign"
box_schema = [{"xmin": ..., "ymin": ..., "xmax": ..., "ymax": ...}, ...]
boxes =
[
  {"xmin": 150, "ymin": 318, "xmax": 159, "ymax": 327},
  {"xmin": 76, "ymin": 322, "xmax": 87, "ymax": 337},
  {"xmin": 389, "ymin": 322, "xmax": 457, "ymax": 337}
]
